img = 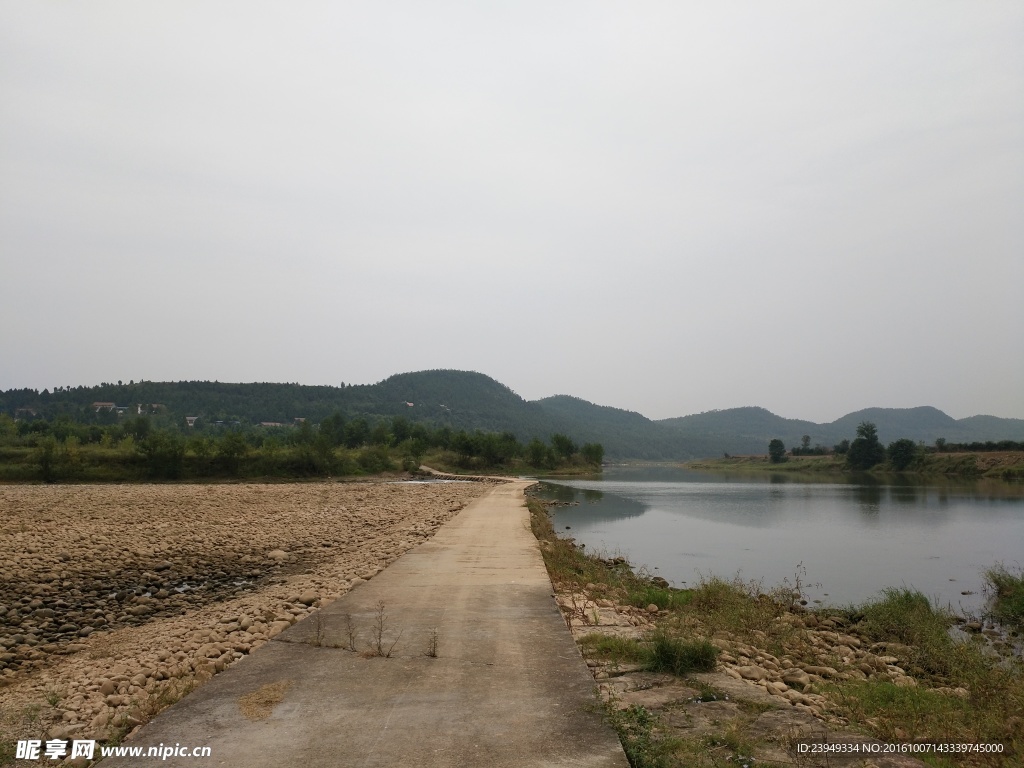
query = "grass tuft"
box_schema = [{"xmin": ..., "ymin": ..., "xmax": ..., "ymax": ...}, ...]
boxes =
[
  {"xmin": 645, "ymin": 631, "xmax": 717, "ymax": 676},
  {"xmin": 578, "ymin": 633, "xmax": 648, "ymax": 665},
  {"xmin": 606, "ymin": 705, "xmax": 681, "ymax": 768},
  {"xmin": 854, "ymin": 588, "xmax": 964, "ymax": 679},
  {"xmin": 626, "ymin": 584, "xmax": 692, "ymax": 611},
  {"xmin": 984, "ymin": 563, "xmax": 1024, "ymax": 627}
]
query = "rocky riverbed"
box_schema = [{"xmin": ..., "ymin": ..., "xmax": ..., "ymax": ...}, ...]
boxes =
[
  {"xmin": 555, "ymin": 587, "xmax": 935, "ymax": 767},
  {"xmin": 0, "ymin": 480, "xmax": 493, "ymax": 752}
]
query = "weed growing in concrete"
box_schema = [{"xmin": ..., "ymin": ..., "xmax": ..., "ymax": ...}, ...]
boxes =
[
  {"xmin": 311, "ymin": 611, "xmax": 325, "ymax": 648},
  {"xmin": 425, "ymin": 628, "xmax": 439, "ymax": 658},
  {"xmin": 343, "ymin": 613, "xmax": 357, "ymax": 651},
  {"xmin": 371, "ymin": 601, "xmax": 402, "ymax": 658}
]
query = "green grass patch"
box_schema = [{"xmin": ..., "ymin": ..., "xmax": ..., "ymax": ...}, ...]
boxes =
[
  {"xmin": 607, "ymin": 705, "xmax": 682, "ymax": 768},
  {"xmin": 828, "ymin": 589, "xmax": 1024, "ymax": 760},
  {"xmin": 579, "ymin": 632, "xmax": 718, "ymax": 677},
  {"xmin": 645, "ymin": 631, "xmax": 717, "ymax": 676},
  {"xmin": 852, "ymin": 588, "xmax": 967, "ymax": 681},
  {"xmin": 833, "ymin": 680, "xmax": 969, "ymax": 740},
  {"xmin": 984, "ymin": 563, "xmax": 1024, "ymax": 627},
  {"xmin": 681, "ymin": 575, "xmax": 797, "ymax": 656},
  {"xmin": 626, "ymin": 584, "xmax": 693, "ymax": 611},
  {"xmin": 578, "ymin": 633, "xmax": 648, "ymax": 665}
]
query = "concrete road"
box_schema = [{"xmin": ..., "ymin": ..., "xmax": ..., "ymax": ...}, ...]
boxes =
[{"xmin": 102, "ymin": 480, "xmax": 628, "ymax": 767}]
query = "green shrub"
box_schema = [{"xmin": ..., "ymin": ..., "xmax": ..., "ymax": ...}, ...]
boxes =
[
  {"xmin": 356, "ymin": 446, "xmax": 394, "ymax": 473},
  {"xmin": 645, "ymin": 631, "xmax": 717, "ymax": 676}
]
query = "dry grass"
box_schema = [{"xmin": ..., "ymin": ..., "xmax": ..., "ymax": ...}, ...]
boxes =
[{"xmin": 238, "ymin": 680, "xmax": 292, "ymax": 721}]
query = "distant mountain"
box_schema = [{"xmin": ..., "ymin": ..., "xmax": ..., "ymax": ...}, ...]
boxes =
[
  {"xmin": 957, "ymin": 414, "xmax": 1024, "ymax": 440},
  {"xmin": 533, "ymin": 395, "xmax": 683, "ymax": 460},
  {"xmin": 658, "ymin": 405, "xmax": 1024, "ymax": 457},
  {"xmin": 3, "ymin": 370, "xmax": 1023, "ymax": 460},
  {"xmin": 658, "ymin": 407, "xmax": 820, "ymax": 457},
  {"xmin": 827, "ymin": 407, "xmax": 959, "ymax": 444}
]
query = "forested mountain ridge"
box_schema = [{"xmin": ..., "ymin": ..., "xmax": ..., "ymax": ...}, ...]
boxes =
[{"xmin": 3, "ymin": 371, "xmax": 1023, "ymax": 460}]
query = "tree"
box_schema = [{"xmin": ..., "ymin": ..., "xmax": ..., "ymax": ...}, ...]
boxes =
[
  {"xmin": 526, "ymin": 438, "xmax": 551, "ymax": 468},
  {"xmin": 768, "ymin": 439, "xmax": 786, "ymax": 463},
  {"xmin": 856, "ymin": 421, "xmax": 878, "ymax": 441},
  {"xmin": 217, "ymin": 431, "xmax": 249, "ymax": 474},
  {"xmin": 550, "ymin": 433, "xmax": 578, "ymax": 460},
  {"xmin": 34, "ymin": 436, "xmax": 58, "ymax": 482},
  {"xmin": 888, "ymin": 438, "xmax": 919, "ymax": 471},
  {"xmin": 344, "ymin": 418, "xmax": 370, "ymax": 448},
  {"xmin": 369, "ymin": 422, "xmax": 391, "ymax": 447},
  {"xmin": 833, "ymin": 439, "xmax": 850, "ymax": 455},
  {"xmin": 451, "ymin": 431, "xmax": 477, "ymax": 467},
  {"xmin": 581, "ymin": 443, "xmax": 604, "ymax": 466},
  {"xmin": 319, "ymin": 412, "xmax": 347, "ymax": 447},
  {"xmin": 847, "ymin": 421, "xmax": 886, "ymax": 470},
  {"xmin": 139, "ymin": 430, "xmax": 185, "ymax": 479}
]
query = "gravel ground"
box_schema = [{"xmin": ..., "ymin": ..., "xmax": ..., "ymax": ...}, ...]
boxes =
[{"xmin": 0, "ymin": 480, "xmax": 494, "ymax": 751}]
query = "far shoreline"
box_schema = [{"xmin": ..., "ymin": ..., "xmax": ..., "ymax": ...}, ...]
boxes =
[{"xmin": 684, "ymin": 450, "xmax": 1024, "ymax": 481}]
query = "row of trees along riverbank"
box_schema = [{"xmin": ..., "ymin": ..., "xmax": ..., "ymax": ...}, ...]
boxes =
[
  {"xmin": 752, "ymin": 422, "xmax": 1024, "ymax": 479},
  {"xmin": 0, "ymin": 412, "xmax": 603, "ymax": 482}
]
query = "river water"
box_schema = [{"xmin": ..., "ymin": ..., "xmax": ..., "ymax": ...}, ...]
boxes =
[{"xmin": 536, "ymin": 466, "xmax": 1024, "ymax": 616}]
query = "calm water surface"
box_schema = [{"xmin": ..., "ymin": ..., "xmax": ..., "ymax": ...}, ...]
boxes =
[{"xmin": 538, "ymin": 466, "xmax": 1024, "ymax": 615}]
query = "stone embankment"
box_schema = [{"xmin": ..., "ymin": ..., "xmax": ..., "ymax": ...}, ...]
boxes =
[
  {"xmin": 0, "ymin": 480, "xmax": 494, "ymax": 752},
  {"xmin": 555, "ymin": 586, "xmax": 931, "ymax": 767}
]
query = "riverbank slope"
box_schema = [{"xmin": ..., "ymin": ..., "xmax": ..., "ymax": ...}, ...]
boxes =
[{"xmin": 529, "ymin": 491, "xmax": 1022, "ymax": 767}]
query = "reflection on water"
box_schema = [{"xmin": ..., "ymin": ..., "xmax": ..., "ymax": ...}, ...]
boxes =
[
  {"xmin": 855, "ymin": 484, "xmax": 882, "ymax": 512},
  {"xmin": 533, "ymin": 467, "xmax": 1024, "ymax": 613}
]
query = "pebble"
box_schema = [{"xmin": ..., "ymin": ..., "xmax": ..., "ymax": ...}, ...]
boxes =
[{"xmin": 736, "ymin": 665, "xmax": 768, "ymax": 682}]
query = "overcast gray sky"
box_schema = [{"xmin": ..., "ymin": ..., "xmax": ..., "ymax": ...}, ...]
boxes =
[{"xmin": 2, "ymin": 2, "xmax": 1022, "ymax": 423}]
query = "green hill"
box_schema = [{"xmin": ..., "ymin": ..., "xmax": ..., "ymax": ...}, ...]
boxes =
[
  {"xmin": 533, "ymin": 395, "xmax": 683, "ymax": 460},
  {"xmin": 657, "ymin": 407, "xmax": 821, "ymax": 456}
]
